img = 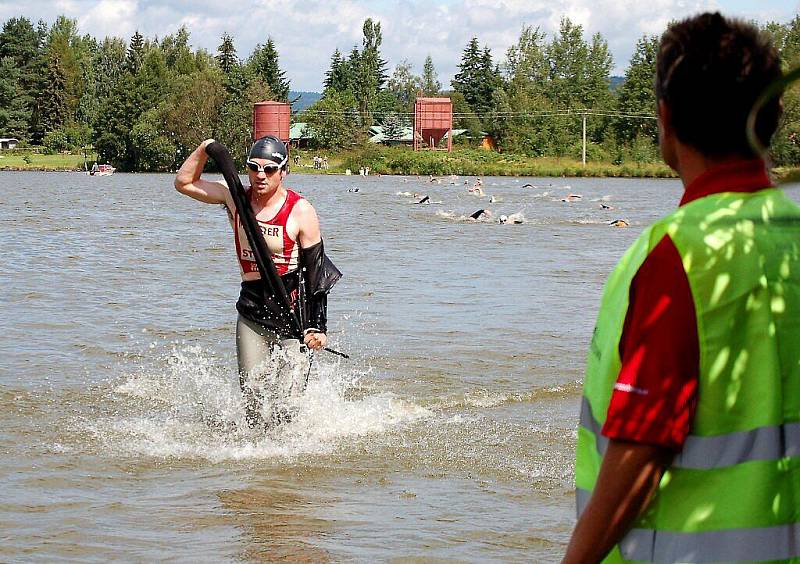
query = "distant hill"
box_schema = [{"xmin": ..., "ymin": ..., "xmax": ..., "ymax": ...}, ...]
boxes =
[
  {"xmin": 609, "ymin": 76, "xmax": 625, "ymax": 91},
  {"xmin": 290, "ymin": 91, "xmax": 322, "ymax": 112}
]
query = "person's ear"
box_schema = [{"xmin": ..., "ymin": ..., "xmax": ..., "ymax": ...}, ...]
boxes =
[
  {"xmin": 657, "ymin": 99, "xmax": 679, "ymax": 170},
  {"xmin": 657, "ymin": 99, "xmax": 672, "ymax": 134}
]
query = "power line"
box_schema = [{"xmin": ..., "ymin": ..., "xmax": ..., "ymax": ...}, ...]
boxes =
[{"xmin": 295, "ymin": 108, "xmax": 657, "ymax": 120}]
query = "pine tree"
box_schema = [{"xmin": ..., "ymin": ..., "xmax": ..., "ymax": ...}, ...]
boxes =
[
  {"xmin": 452, "ymin": 38, "xmax": 482, "ymax": 111},
  {"xmin": 381, "ymin": 111, "xmax": 404, "ymax": 142},
  {"xmin": 0, "ymin": 56, "xmax": 31, "ymax": 139},
  {"xmin": 477, "ymin": 47, "xmax": 502, "ymax": 114},
  {"xmin": 126, "ymin": 30, "xmax": 144, "ymax": 73},
  {"xmin": 248, "ymin": 37, "xmax": 290, "ymax": 100},
  {"xmin": 46, "ymin": 16, "xmax": 85, "ymax": 117},
  {"xmin": 0, "ymin": 17, "xmax": 39, "ymax": 68},
  {"xmin": 0, "ymin": 17, "xmax": 44, "ymax": 140},
  {"xmin": 37, "ymin": 55, "xmax": 69, "ymax": 135},
  {"xmin": 420, "ymin": 55, "xmax": 441, "ymax": 96},
  {"xmin": 216, "ymin": 32, "xmax": 238, "ymax": 74},
  {"xmin": 452, "ymin": 38, "xmax": 499, "ymax": 118},
  {"xmin": 323, "ymin": 48, "xmax": 351, "ymax": 93}
]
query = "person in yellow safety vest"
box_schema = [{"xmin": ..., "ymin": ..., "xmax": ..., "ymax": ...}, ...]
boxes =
[{"xmin": 564, "ymin": 13, "xmax": 800, "ymax": 563}]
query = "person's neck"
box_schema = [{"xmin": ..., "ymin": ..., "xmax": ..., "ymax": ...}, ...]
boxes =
[
  {"xmin": 673, "ymin": 144, "xmax": 752, "ymax": 188},
  {"xmin": 251, "ymin": 184, "xmax": 285, "ymax": 211}
]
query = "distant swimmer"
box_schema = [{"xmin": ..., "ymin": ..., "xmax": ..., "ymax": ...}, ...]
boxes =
[
  {"xmin": 489, "ymin": 195, "xmax": 496, "ymax": 203},
  {"xmin": 348, "ymin": 187, "xmax": 360, "ymax": 193},
  {"xmin": 609, "ymin": 219, "xmax": 630, "ymax": 228},
  {"xmin": 561, "ymin": 194, "xmax": 583, "ymax": 202},
  {"xmin": 416, "ymin": 195, "xmax": 430, "ymax": 204},
  {"xmin": 522, "ymin": 183, "xmax": 535, "ymax": 189},
  {"xmin": 470, "ymin": 209, "xmax": 492, "ymax": 220},
  {"xmin": 499, "ymin": 212, "xmax": 524, "ymax": 224},
  {"xmin": 600, "ymin": 203, "xmax": 614, "ymax": 210}
]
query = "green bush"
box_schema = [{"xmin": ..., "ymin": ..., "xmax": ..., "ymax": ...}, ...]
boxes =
[{"xmin": 43, "ymin": 123, "xmax": 92, "ymax": 152}]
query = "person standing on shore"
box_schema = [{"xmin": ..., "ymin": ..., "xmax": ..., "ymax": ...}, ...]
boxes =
[
  {"xmin": 174, "ymin": 136, "xmax": 337, "ymax": 428},
  {"xmin": 565, "ymin": 13, "xmax": 800, "ymax": 563}
]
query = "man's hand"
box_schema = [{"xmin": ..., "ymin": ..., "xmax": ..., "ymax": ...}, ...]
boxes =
[{"xmin": 304, "ymin": 331, "xmax": 327, "ymax": 350}]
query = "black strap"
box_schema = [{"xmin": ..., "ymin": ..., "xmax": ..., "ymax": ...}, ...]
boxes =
[{"xmin": 205, "ymin": 141, "xmax": 302, "ymax": 339}]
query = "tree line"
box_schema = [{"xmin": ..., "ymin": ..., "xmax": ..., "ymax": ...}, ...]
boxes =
[{"xmin": 1, "ymin": 14, "xmax": 798, "ymax": 171}]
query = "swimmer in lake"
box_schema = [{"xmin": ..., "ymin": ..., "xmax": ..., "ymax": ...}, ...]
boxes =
[{"xmin": 499, "ymin": 212, "xmax": 524, "ymax": 224}]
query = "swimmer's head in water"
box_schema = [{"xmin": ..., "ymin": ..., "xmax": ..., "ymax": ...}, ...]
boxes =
[
  {"xmin": 248, "ymin": 136, "xmax": 289, "ymax": 170},
  {"xmin": 499, "ymin": 214, "xmax": 508, "ymax": 224}
]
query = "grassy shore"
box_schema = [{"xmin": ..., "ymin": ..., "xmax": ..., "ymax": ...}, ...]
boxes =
[
  {"xmin": 4, "ymin": 147, "xmax": 799, "ymax": 181},
  {"xmin": 291, "ymin": 146, "xmax": 678, "ymax": 178},
  {"xmin": 0, "ymin": 152, "xmax": 94, "ymax": 171}
]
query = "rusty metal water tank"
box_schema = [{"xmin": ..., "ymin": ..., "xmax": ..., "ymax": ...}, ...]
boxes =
[
  {"xmin": 414, "ymin": 97, "xmax": 453, "ymax": 152},
  {"xmin": 252, "ymin": 101, "xmax": 290, "ymax": 142}
]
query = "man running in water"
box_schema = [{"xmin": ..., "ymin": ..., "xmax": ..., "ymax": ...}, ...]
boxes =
[{"xmin": 175, "ymin": 136, "xmax": 333, "ymax": 428}]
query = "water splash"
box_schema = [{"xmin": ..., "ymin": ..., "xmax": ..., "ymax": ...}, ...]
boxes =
[{"xmin": 85, "ymin": 344, "xmax": 430, "ymax": 462}]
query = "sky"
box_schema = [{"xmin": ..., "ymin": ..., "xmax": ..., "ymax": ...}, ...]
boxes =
[{"xmin": 1, "ymin": 0, "xmax": 797, "ymax": 92}]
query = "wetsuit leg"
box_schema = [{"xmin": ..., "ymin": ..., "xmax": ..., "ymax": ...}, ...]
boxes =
[{"xmin": 236, "ymin": 315, "xmax": 310, "ymax": 427}]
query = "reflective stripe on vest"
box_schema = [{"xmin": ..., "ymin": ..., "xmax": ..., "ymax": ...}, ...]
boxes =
[
  {"xmin": 575, "ymin": 188, "xmax": 800, "ymax": 563},
  {"xmin": 580, "ymin": 396, "xmax": 800, "ymax": 470},
  {"xmin": 575, "ymin": 495, "xmax": 800, "ymax": 564}
]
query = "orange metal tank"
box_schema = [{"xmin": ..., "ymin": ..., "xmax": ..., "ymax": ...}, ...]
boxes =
[
  {"xmin": 414, "ymin": 97, "xmax": 453, "ymax": 152},
  {"xmin": 252, "ymin": 101, "xmax": 290, "ymax": 142}
]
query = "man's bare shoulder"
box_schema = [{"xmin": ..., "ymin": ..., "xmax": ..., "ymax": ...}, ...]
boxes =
[{"xmin": 292, "ymin": 194, "xmax": 318, "ymax": 217}]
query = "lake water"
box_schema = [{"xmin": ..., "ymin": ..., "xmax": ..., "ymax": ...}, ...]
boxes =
[{"xmin": 2, "ymin": 170, "xmax": 794, "ymax": 562}]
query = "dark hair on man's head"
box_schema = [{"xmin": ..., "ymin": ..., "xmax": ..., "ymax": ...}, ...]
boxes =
[{"xmin": 656, "ymin": 12, "xmax": 783, "ymax": 157}]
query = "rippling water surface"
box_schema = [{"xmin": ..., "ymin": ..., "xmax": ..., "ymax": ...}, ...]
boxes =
[{"xmin": 3, "ymin": 170, "xmax": 790, "ymax": 561}]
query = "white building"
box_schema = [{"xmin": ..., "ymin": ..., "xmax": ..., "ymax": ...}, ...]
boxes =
[{"xmin": 0, "ymin": 138, "xmax": 19, "ymax": 150}]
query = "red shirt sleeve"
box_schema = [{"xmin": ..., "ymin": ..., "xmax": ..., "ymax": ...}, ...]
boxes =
[{"xmin": 600, "ymin": 235, "xmax": 699, "ymax": 451}]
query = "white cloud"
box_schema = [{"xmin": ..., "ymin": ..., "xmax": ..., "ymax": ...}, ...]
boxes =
[
  {"xmin": 77, "ymin": 0, "xmax": 138, "ymax": 40},
  {"xmin": 1, "ymin": 0, "xmax": 796, "ymax": 90}
]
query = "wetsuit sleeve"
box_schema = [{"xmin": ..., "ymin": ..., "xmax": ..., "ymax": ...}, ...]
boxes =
[
  {"xmin": 601, "ymin": 235, "xmax": 700, "ymax": 451},
  {"xmin": 301, "ymin": 240, "xmax": 342, "ymax": 334}
]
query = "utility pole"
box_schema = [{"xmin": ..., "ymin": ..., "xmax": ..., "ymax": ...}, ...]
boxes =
[{"xmin": 582, "ymin": 113, "xmax": 587, "ymax": 166}]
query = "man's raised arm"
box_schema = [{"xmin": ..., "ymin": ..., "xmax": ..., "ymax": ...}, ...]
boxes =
[{"xmin": 174, "ymin": 138, "xmax": 230, "ymax": 205}]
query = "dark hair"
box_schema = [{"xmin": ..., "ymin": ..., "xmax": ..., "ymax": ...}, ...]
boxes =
[{"xmin": 655, "ymin": 12, "xmax": 783, "ymax": 157}]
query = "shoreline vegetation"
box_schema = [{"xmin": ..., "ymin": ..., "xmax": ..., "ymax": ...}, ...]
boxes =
[
  {"xmin": 2, "ymin": 15, "xmax": 797, "ymax": 181},
  {"xmin": 3, "ymin": 147, "xmax": 800, "ymax": 181}
]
